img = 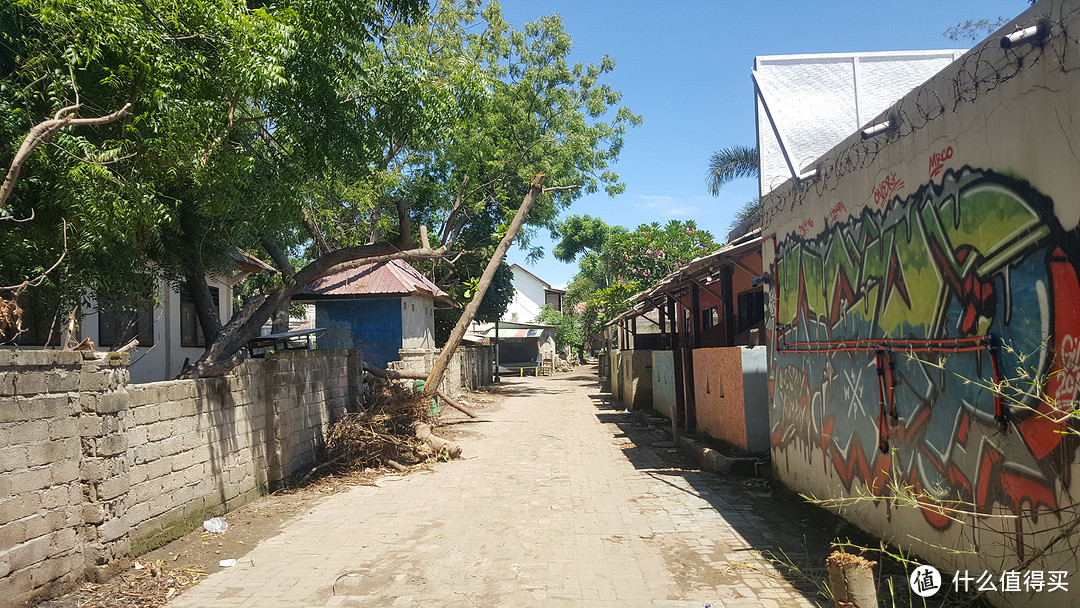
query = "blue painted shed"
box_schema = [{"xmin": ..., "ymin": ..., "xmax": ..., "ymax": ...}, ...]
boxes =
[{"xmin": 293, "ymin": 260, "xmax": 455, "ymax": 368}]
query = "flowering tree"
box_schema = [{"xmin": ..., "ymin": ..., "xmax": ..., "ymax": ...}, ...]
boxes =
[
  {"xmin": 606, "ymin": 220, "xmax": 718, "ymax": 284},
  {"xmin": 581, "ymin": 219, "xmax": 718, "ymax": 342}
]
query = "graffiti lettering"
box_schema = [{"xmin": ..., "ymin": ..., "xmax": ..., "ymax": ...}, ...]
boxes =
[
  {"xmin": 796, "ymin": 217, "xmax": 815, "ymax": 237},
  {"xmin": 873, "ymin": 172, "xmax": 905, "ymax": 206},
  {"xmin": 828, "ymin": 201, "xmax": 848, "ymax": 223},
  {"xmin": 772, "ymin": 167, "xmax": 1079, "ymax": 536},
  {"xmin": 1054, "ymin": 334, "xmax": 1080, "ymax": 402},
  {"xmin": 929, "ymin": 145, "xmax": 954, "ymax": 178}
]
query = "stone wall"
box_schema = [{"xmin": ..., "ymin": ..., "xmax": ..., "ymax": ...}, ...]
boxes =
[
  {"xmin": 0, "ymin": 348, "xmax": 361, "ymax": 606},
  {"xmin": 390, "ymin": 345, "xmax": 494, "ymax": 392}
]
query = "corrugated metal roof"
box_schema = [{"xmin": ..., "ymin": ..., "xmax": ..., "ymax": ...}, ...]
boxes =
[
  {"xmin": 755, "ymin": 50, "xmax": 965, "ymax": 196},
  {"xmin": 295, "ymin": 259, "xmax": 455, "ymax": 307},
  {"xmin": 484, "ymin": 327, "xmax": 545, "ymax": 339}
]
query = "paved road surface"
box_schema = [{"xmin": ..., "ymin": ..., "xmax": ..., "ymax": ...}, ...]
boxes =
[{"xmin": 168, "ymin": 367, "xmax": 820, "ymax": 608}]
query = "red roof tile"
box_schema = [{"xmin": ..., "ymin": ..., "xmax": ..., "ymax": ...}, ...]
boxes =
[{"xmin": 295, "ymin": 259, "xmax": 455, "ymax": 307}]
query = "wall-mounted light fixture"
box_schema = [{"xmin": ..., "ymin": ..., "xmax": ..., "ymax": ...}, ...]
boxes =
[
  {"xmin": 1000, "ymin": 19, "xmax": 1051, "ymax": 49},
  {"xmin": 861, "ymin": 117, "xmax": 898, "ymax": 140}
]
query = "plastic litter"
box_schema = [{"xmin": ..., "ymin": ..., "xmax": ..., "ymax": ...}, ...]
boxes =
[
  {"xmin": 202, "ymin": 517, "xmax": 228, "ymax": 534},
  {"xmin": 219, "ymin": 559, "xmax": 237, "ymax": 568}
]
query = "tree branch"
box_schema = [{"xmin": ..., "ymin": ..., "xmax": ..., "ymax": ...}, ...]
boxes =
[
  {"xmin": 0, "ymin": 104, "xmax": 132, "ymax": 209},
  {"xmin": 301, "ymin": 208, "xmax": 332, "ymax": 256}
]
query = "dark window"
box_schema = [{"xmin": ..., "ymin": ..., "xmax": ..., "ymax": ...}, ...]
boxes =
[
  {"xmin": 99, "ymin": 300, "xmax": 155, "ymax": 347},
  {"xmin": 702, "ymin": 306, "xmax": 720, "ymax": 329},
  {"xmin": 737, "ymin": 290, "xmax": 765, "ymax": 333},
  {"xmin": 10, "ymin": 290, "xmax": 64, "ymax": 347},
  {"xmin": 180, "ymin": 285, "xmax": 219, "ymax": 348}
]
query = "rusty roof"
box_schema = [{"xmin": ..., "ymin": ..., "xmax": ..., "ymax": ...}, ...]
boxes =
[{"xmin": 295, "ymin": 259, "xmax": 456, "ymax": 308}]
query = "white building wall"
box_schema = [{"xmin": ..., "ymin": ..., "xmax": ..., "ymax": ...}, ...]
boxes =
[
  {"xmin": 504, "ymin": 269, "xmax": 547, "ymax": 323},
  {"xmin": 400, "ymin": 294, "xmax": 435, "ymax": 350},
  {"xmin": 83, "ymin": 276, "xmax": 235, "ymax": 384}
]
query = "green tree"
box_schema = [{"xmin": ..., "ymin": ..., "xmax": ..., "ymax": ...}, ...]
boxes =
[
  {"xmin": 1, "ymin": 0, "xmax": 639, "ymax": 374},
  {"xmin": 534, "ymin": 304, "xmax": 581, "ymax": 354},
  {"xmin": 559, "ymin": 219, "xmax": 719, "ymax": 349}
]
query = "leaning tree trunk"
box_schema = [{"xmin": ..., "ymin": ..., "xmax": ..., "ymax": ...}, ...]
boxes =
[{"xmin": 422, "ymin": 173, "xmax": 546, "ymax": 398}]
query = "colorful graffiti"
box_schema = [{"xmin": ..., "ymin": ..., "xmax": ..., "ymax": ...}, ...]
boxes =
[{"xmin": 771, "ymin": 167, "xmax": 1080, "ymax": 550}]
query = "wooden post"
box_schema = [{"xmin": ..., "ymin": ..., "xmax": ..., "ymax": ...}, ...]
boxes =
[
  {"xmin": 494, "ymin": 319, "xmax": 501, "ymax": 383},
  {"xmin": 668, "ymin": 294, "xmax": 683, "ymax": 444},
  {"xmin": 722, "ymin": 264, "xmax": 735, "ymax": 347}
]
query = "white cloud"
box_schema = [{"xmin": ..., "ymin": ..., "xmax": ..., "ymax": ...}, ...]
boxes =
[{"xmin": 633, "ymin": 194, "xmax": 709, "ymax": 217}]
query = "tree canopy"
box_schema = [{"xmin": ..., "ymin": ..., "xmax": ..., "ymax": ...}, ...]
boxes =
[
  {"xmin": 0, "ymin": 0, "xmax": 640, "ymax": 371},
  {"xmin": 555, "ymin": 216, "xmax": 720, "ymax": 353}
]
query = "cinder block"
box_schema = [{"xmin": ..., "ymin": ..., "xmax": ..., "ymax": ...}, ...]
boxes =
[
  {"xmin": 40, "ymin": 484, "xmax": 74, "ymax": 510},
  {"xmin": 155, "ymin": 436, "xmax": 183, "ymax": 458},
  {"xmin": 13, "ymin": 373, "xmax": 48, "ymax": 397},
  {"xmin": 9, "ymin": 468, "xmax": 51, "ymax": 494},
  {"xmin": 125, "ymin": 501, "xmax": 150, "ymax": 528},
  {"xmin": 82, "ymin": 503, "xmax": 105, "ymax": 526},
  {"xmin": 13, "ymin": 350, "xmax": 78, "ymax": 367},
  {"xmin": 128, "ymin": 463, "xmax": 147, "ymax": 485},
  {"xmin": 7, "ymin": 533, "xmax": 52, "ymax": 571},
  {"xmin": 96, "ymin": 477, "xmax": 129, "ymax": 502},
  {"xmin": 95, "ymin": 434, "xmax": 127, "ymax": 457},
  {"xmin": 50, "ymin": 461, "xmax": 79, "ymax": 487},
  {"xmin": 98, "ymin": 517, "xmax": 128, "ymax": 543},
  {"xmin": 0, "ymin": 372, "xmax": 15, "ymax": 397},
  {"xmin": 94, "ymin": 391, "xmax": 128, "ymax": 414},
  {"xmin": 47, "ymin": 415, "xmax": 77, "ymax": 442},
  {"xmin": 146, "ymin": 420, "xmax": 173, "ymax": 443},
  {"xmin": 147, "ymin": 493, "xmax": 172, "ymax": 518},
  {"xmin": 29, "ymin": 553, "xmax": 78, "ymax": 588},
  {"xmin": 145, "ymin": 458, "xmax": 171, "ymax": 483},
  {"xmin": 78, "ymin": 460, "xmax": 104, "ymax": 483},
  {"xmin": 167, "ymin": 382, "xmax": 194, "ymax": 402},
  {"xmin": 0, "ymin": 520, "xmax": 25, "ymax": 552},
  {"xmin": 44, "ymin": 370, "xmax": 80, "ymax": 393},
  {"xmin": 0, "ymin": 446, "xmax": 28, "ymax": 473},
  {"xmin": 128, "ymin": 479, "xmax": 160, "ymax": 507},
  {"xmin": 0, "ymin": 492, "xmax": 38, "ymax": 523},
  {"xmin": 26, "ymin": 438, "xmax": 78, "ymax": 468},
  {"xmin": 131, "ymin": 404, "xmax": 159, "ymax": 426}
]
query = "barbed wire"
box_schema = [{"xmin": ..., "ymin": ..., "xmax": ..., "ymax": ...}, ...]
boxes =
[{"xmin": 760, "ymin": 4, "xmax": 1079, "ymax": 231}]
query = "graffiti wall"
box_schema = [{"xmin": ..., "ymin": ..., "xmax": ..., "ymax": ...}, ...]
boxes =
[{"xmin": 764, "ymin": 0, "xmax": 1080, "ymax": 595}]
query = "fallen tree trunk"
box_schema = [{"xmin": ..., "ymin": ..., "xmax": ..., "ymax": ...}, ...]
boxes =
[
  {"xmin": 363, "ymin": 362, "xmax": 426, "ymax": 380},
  {"xmin": 363, "ymin": 363, "xmax": 478, "ymax": 419},
  {"xmin": 435, "ymin": 390, "xmax": 477, "ymax": 419},
  {"xmin": 412, "ymin": 421, "xmax": 461, "ymax": 459}
]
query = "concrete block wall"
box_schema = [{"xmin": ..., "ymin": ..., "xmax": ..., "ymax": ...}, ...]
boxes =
[
  {"xmin": 0, "ymin": 348, "xmax": 358, "ymax": 605},
  {"xmin": 0, "ymin": 350, "xmax": 131, "ymax": 606},
  {"xmin": 390, "ymin": 346, "xmax": 494, "ymax": 393}
]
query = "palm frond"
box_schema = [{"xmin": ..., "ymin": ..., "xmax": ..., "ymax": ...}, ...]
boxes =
[{"xmin": 707, "ymin": 145, "xmax": 759, "ymax": 196}]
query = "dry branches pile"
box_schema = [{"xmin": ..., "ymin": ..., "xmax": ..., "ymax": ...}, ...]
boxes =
[{"xmin": 319, "ymin": 376, "xmax": 435, "ymax": 474}]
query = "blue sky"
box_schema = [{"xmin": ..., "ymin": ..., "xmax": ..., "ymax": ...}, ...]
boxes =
[{"xmin": 498, "ymin": 0, "xmax": 1029, "ymax": 288}]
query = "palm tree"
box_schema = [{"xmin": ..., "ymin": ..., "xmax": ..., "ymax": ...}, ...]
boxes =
[
  {"xmin": 707, "ymin": 145, "xmax": 761, "ymax": 237},
  {"xmin": 706, "ymin": 145, "xmax": 759, "ymax": 196}
]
